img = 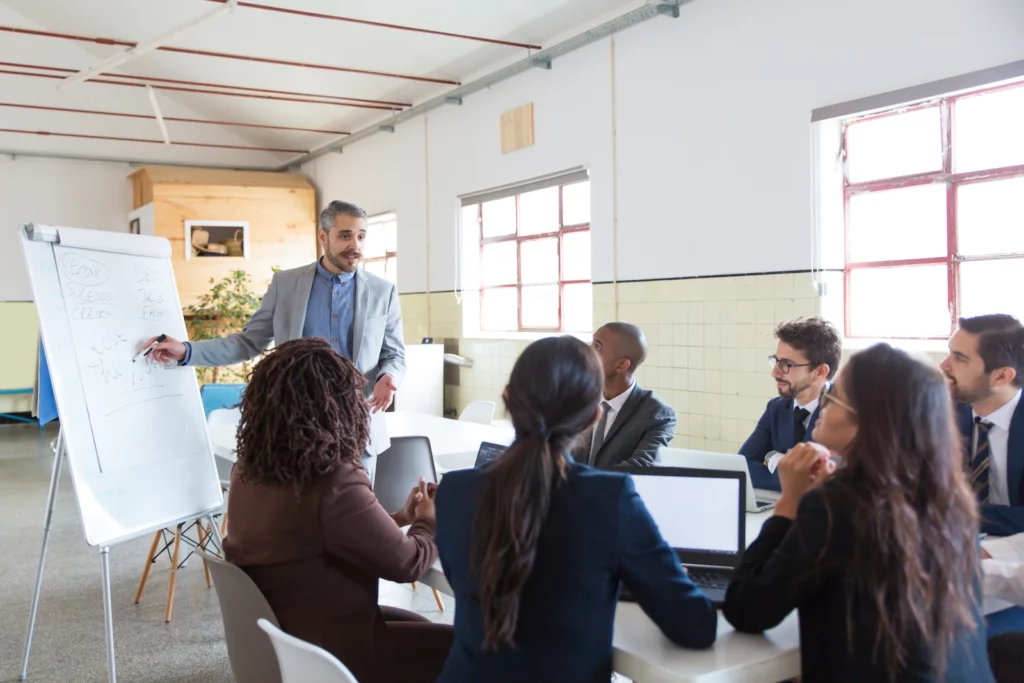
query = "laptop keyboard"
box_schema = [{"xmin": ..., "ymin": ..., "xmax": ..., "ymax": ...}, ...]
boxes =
[{"xmin": 688, "ymin": 570, "xmax": 731, "ymax": 591}]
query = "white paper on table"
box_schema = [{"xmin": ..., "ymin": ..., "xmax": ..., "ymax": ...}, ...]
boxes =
[{"xmin": 367, "ymin": 409, "xmax": 391, "ymax": 456}]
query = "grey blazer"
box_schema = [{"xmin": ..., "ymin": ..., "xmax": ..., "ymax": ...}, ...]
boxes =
[
  {"xmin": 185, "ymin": 263, "xmax": 406, "ymax": 391},
  {"xmin": 575, "ymin": 383, "xmax": 677, "ymax": 469}
]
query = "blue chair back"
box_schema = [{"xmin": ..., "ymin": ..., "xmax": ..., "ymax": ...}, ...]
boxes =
[{"xmin": 200, "ymin": 383, "xmax": 246, "ymax": 418}]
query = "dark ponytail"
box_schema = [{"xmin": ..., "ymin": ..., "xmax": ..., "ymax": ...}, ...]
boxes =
[{"xmin": 473, "ymin": 336, "xmax": 604, "ymax": 649}]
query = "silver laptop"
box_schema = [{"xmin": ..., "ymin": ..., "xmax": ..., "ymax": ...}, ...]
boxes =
[
  {"xmin": 619, "ymin": 466, "xmax": 746, "ymax": 607},
  {"xmin": 658, "ymin": 447, "xmax": 779, "ymax": 513}
]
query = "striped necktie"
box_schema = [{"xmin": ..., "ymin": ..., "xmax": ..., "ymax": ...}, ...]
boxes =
[{"xmin": 972, "ymin": 417, "xmax": 992, "ymax": 504}]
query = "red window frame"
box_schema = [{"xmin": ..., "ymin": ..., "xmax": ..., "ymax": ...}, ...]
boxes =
[
  {"xmin": 363, "ymin": 212, "xmax": 397, "ymax": 284},
  {"xmin": 842, "ymin": 80, "xmax": 1024, "ymax": 339},
  {"xmin": 473, "ymin": 181, "xmax": 590, "ymax": 332}
]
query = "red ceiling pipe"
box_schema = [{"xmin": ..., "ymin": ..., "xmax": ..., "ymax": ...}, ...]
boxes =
[
  {"xmin": 0, "ymin": 59, "xmax": 410, "ymax": 107},
  {"xmin": 0, "ymin": 101, "xmax": 350, "ymax": 136},
  {"xmin": 0, "ymin": 25, "xmax": 460, "ymax": 86},
  {"xmin": 0, "ymin": 67, "xmax": 400, "ymax": 110},
  {"xmin": 0, "ymin": 127, "xmax": 307, "ymax": 154},
  {"xmin": 203, "ymin": 0, "xmax": 543, "ymax": 51}
]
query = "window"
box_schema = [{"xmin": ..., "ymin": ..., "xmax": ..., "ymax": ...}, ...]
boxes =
[
  {"xmin": 463, "ymin": 177, "xmax": 592, "ymax": 333},
  {"xmin": 843, "ymin": 80, "xmax": 1024, "ymax": 338},
  {"xmin": 362, "ymin": 212, "xmax": 397, "ymax": 284}
]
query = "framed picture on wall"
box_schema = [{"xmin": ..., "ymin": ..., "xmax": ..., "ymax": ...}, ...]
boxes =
[{"xmin": 129, "ymin": 218, "xmax": 140, "ymax": 235}]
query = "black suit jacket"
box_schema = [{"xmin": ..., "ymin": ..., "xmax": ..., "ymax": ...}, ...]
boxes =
[
  {"xmin": 573, "ymin": 383, "xmax": 676, "ymax": 469},
  {"xmin": 739, "ymin": 396, "xmax": 822, "ymax": 491},
  {"xmin": 955, "ymin": 399, "xmax": 1024, "ymax": 536},
  {"xmin": 723, "ymin": 479, "xmax": 993, "ymax": 683}
]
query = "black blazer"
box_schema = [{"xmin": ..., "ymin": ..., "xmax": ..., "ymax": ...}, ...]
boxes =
[
  {"xmin": 955, "ymin": 400, "xmax": 1024, "ymax": 536},
  {"xmin": 572, "ymin": 383, "xmax": 677, "ymax": 469},
  {"xmin": 739, "ymin": 396, "xmax": 822, "ymax": 491},
  {"xmin": 434, "ymin": 458, "xmax": 717, "ymax": 683},
  {"xmin": 723, "ymin": 480, "xmax": 993, "ymax": 683}
]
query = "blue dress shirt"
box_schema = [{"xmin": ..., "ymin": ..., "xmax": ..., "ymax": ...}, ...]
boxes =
[{"xmin": 302, "ymin": 260, "xmax": 356, "ymax": 360}]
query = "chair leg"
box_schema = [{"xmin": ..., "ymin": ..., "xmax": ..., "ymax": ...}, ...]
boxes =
[
  {"xmin": 134, "ymin": 530, "xmax": 163, "ymax": 604},
  {"xmin": 219, "ymin": 512, "xmax": 228, "ymax": 538},
  {"xmin": 411, "ymin": 582, "xmax": 417, "ymax": 589},
  {"xmin": 164, "ymin": 525, "xmax": 183, "ymax": 623},
  {"xmin": 432, "ymin": 588, "xmax": 446, "ymax": 612},
  {"xmin": 196, "ymin": 520, "xmax": 213, "ymax": 588}
]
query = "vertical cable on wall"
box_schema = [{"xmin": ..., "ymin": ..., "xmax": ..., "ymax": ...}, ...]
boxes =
[
  {"xmin": 610, "ymin": 34, "xmax": 620, "ymax": 319},
  {"xmin": 424, "ymin": 115, "xmax": 432, "ymax": 335}
]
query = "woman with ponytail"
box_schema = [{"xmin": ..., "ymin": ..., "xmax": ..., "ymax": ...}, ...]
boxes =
[{"xmin": 434, "ymin": 336, "xmax": 717, "ymax": 683}]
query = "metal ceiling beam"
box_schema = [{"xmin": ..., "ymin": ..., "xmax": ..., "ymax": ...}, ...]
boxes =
[
  {"xmin": 0, "ymin": 149, "xmax": 280, "ymax": 172},
  {"xmin": 279, "ymin": 0, "xmax": 689, "ymax": 170}
]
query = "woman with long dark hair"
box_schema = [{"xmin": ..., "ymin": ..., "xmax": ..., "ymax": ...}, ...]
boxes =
[
  {"xmin": 723, "ymin": 343, "xmax": 993, "ymax": 682},
  {"xmin": 434, "ymin": 336, "xmax": 717, "ymax": 682},
  {"xmin": 223, "ymin": 337, "xmax": 453, "ymax": 683}
]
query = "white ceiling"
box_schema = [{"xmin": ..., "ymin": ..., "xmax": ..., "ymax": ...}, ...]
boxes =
[{"xmin": 0, "ymin": 0, "xmax": 639, "ymax": 169}]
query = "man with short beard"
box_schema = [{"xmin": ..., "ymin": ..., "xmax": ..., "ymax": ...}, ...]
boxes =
[
  {"xmin": 940, "ymin": 314, "xmax": 1024, "ymax": 537},
  {"xmin": 740, "ymin": 317, "xmax": 841, "ymax": 491}
]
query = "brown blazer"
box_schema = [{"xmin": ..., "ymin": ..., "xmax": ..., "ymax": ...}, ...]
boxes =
[{"xmin": 223, "ymin": 460, "xmax": 437, "ymax": 683}]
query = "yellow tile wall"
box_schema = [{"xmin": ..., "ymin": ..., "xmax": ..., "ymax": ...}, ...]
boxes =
[{"xmin": 0, "ymin": 303, "xmax": 40, "ymax": 414}]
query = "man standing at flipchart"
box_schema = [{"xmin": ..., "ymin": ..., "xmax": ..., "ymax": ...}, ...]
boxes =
[{"xmin": 146, "ymin": 200, "xmax": 406, "ymax": 482}]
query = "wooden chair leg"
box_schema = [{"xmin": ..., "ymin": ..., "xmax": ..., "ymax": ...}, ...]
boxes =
[
  {"xmin": 134, "ymin": 530, "xmax": 163, "ymax": 604},
  {"xmin": 432, "ymin": 588, "xmax": 446, "ymax": 612},
  {"xmin": 219, "ymin": 512, "xmax": 228, "ymax": 539},
  {"xmin": 197, "ymin": 520, "xmax": 213, "ymax": 588},
  {"xmin": 411, "ymin": 582, "xmax": 417, "ymax": 589},
  {"xmin": 164, "ymin": 525, "xmax": 183, "ymax": 623}
]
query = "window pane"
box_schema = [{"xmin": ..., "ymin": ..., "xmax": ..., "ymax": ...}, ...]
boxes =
[
  {"xmin": 958, "ymin": 177, "xmax": 1024, "ymax": 256},
  {"xmin": 520, "ymin": 238, "xmax": 558, "ymax": 285},
  {"xmin": 848, "ymin": 184, "xmax": 947, "ymax": 262},
  {"xmin": 385, "ymin": 256, "xmax": 397, "ymax": 284},
  {"xmin": 960, "ymin": 259, "xmax": 1024, "ymax": 323},
  {"xmin": 482, "ymin": 288, "xmax": 518, "ymax": 331},
  {"xmin": 848, "ymin": 265, "xmax": 949, "ymax": 337},
  {"xmin": 463, "ymin": 205, "xmax": 480, "ymax": 240},
  {"xmin": 562, "ymin": 181, "xmax": 590, "ymax": 226},
  {"xmin": 364, "ymin": 259, "xmax": 386, "ymax": 279},
  {"xmin": 384, "ymin": 220, "xmax": 398, "ymax": 253},
  {"xmin": 846, "ymin": 107, "xmax": 942, "ymax": 183},
  {"xmin": 563, "ymin": 283, "xmax": 593, "ymax": 332},
  {"xmin": 481, "ymin": 241, "xmax": 517, "ymax": 287},
  {"xmin": 955, "ymin": 86, "xmax": 1024, "ymax": 173},
  {"xmin": 521, "ymin": 285, "xmax": 559, "ymax": 329},
  {"xmin": 481, "ymin": 197, "xmax": 516, "ymax": 238},
  {"xmin": 364, "ymin": 224, "xmax": 386, "ymax": 259},
  {"xmin": 561, "ymin": 231, "xmax": 591, "ymax": 281},
  {"xmin": 518, "ymin": 186, "xmax": 559, "ymax": 236}
]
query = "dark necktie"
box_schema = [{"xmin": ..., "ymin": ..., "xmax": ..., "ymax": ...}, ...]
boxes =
[
  {"xmin": 972, "ymin": 417, "xmax": 992, "ymax": 504},
  {"xmin": 589, "ymin": 401, "xmax": 613, "ymax": 466},
  {"xmin": 793, "ymin": 407, "xmax": 810, "ymax": 444}
]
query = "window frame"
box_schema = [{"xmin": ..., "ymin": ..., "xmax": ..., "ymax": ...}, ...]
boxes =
[
  {"xmin": 472, "ymin": 181, "xmax": 591, "ymax": 333},
  {"xmin": 362, "ymin": 211, "xmax": 397, "ymax": 284},
  {"xmin": 842, "ymin": 80, "xmax": 1024, "ymax": 340}
]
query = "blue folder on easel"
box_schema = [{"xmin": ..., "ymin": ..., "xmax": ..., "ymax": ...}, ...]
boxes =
[{"xmin": 37, "ymin": 341, "xmax": 58, "ymax": 426}]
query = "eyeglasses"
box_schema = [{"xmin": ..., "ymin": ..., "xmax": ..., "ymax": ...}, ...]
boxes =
[
  {"xmin": 768, "ymin": 355, "xmax": 812, "ymax": 374},
  {"xmin": 820, "ymin": 384, "xmax": 856, "ymax": 414}
]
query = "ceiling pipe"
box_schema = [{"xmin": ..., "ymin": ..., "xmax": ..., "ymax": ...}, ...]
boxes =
[
  {"xmin": 59, "ymin": 0, "xmax": 238, "ymax": 90},
  {"xmin": 201, "ymin": 0, "xmax": 543, "ymax": 50},
  {"xmin": 0, "ymin": 148, "xmax": 280, "ymax": 171},
  {"xmin": 0, "ymin": 25, "xmax": 460, "ymax": 86},
  {"xmin": 0, "ymin": 60, "xmax": 410, "ymax": 107},
  {"xmin": 280, "ymin": 0, "xmax": 690, "ymax": 169},
  {"xmin": 0, "ymin": 127, "xmax": 305, "ymax": 154},
  {"xmin": 0, "ymin": 101, "xmax": 350, "ymax": 135}
]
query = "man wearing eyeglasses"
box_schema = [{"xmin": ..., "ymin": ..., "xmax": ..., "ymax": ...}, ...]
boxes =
[{"xmin": 740, "ymin": 317, "xmax": 842, "ymax": 491}]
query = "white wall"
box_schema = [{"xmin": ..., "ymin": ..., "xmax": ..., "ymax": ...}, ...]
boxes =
[
  {"xmin": 0, "ymin": 156, "xmax": 133, "ymax": 301},
  {"xmin": 304, "ymin": 0, "xmax": 1024, "ymax": 290}
]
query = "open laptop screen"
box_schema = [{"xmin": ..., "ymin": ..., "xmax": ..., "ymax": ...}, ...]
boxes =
[{"xmin": 622, "ymin": 467, "xmax": 746, "ymax": 567}]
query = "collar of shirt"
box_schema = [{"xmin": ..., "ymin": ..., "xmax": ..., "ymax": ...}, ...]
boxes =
[
  {"xmin": 795, "ymin": 396, "xmax": 820, "ymax": 415},
  {"xmin": 975, "ymin": 389, "xmax": 1023, "ymax": 431},
  {"xmin": 315, "ymin": 258, "xmax": 356, "ymax": 285},
  {"xmin": 605, "ymin": 379, "xmax": 636, "ymax": 416}
]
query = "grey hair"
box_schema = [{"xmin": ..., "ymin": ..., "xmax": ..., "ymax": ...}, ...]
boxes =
[{"xmin": 319, "ymin": 200, "xmax": 367, "ymax": 231}]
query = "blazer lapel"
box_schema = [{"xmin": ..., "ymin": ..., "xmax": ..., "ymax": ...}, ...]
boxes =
[
  {"xmin": 351, "ymin": 269, "xmax": 370, "ymax": 364},
  {"xmin": 600, "ymin": 384, "xmax": 645, "ymax": 454},
  {"xmin": 780, "ymin": 398, "xmax": 796, "ymax": 447},
  {"xmin": 1008, "ymin": 399, "xmax": 1024, "ymax": 505},
  {"xmin": 289, "ymin": 263, "xmax": 317, "ymax": 341}
]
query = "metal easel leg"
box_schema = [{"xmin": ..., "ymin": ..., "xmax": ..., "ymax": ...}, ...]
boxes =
[
  {"xmin": 18, "ymin": 428, "xmax": 65, "ymax": 681},
  {"xmin": 205, "ymin": 514, "xmax": 225, "ymax": 554},
  {"xmin": 101, "ymin": 546, "xmax": 117, "ymax": 683}
]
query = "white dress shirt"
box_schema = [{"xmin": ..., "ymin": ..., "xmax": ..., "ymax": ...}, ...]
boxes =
[
  {"xmin": 600, "ymin": 379, "xmax": 636, "ymax": 440},
  {"xmin": 765, "ymin": 396, "xmax": 820, "ymax": 473},
  {"xmin": 973, "ymin": 389, "xmax": 1023, "ymax": 506},
  {"xmin": 982, "ymin": 533, "xmax": 1024, "ymax": 607}
]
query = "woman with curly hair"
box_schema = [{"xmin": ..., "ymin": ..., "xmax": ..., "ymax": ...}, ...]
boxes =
[{"xmin": 223, "ymin": 337, "xmax": 453, "ymax": 683}]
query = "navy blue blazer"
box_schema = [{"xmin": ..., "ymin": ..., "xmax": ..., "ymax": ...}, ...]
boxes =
[
  {"xmin": 955, "ymin": 400, "xmax": 1024, "ymax": 536},
  {"xmin": 434, "ymin": 458, "xmax": 717, "ymax": 683},
  {"xmin": 740, "ymin": 397, "xmax": 821, "ymax": 491}
]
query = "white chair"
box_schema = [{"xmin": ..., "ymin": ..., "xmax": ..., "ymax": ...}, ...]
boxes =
[
  {"xmin": 258, "ymin": 618, "xmax": 360, "ymax": 683},
  {"xmin": 459, "ymin": 400, "xmax": 495, "ymax": 425}
]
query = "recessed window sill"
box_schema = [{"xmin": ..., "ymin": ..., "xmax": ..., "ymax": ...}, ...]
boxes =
[{"xmin": 843, "ymin": 337, "xmax": 949, "ymax": 354}]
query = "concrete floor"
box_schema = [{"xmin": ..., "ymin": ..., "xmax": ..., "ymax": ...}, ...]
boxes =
[{"xmin": 0, "ymin": 423, "xmax": 453, "ymax": 683}]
